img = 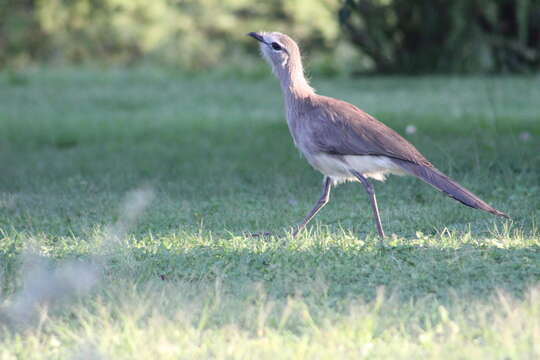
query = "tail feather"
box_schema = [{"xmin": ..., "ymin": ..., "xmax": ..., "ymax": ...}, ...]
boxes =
[{"xmin": 392, "ymin": 159, "xmax": 509, "ymax": 218}]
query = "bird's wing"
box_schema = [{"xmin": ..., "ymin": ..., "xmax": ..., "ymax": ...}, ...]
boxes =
[{"xmin": 307, "ymin": 96, "xmax": 432, "ymax": 166}]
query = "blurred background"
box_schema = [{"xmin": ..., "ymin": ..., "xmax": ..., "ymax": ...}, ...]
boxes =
[{"xmin": 1, "ymin": 0, "xmax": 540, "ymax": 75}]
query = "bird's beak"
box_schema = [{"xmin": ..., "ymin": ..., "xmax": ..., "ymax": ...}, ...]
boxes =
[{"xmin": 247, "ymin": 32, "xmax": 265, "ymax": 44}]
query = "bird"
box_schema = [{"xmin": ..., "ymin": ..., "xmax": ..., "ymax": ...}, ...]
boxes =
[{"xmin": 247, "ymin": 31, "xmax": 508, "ymax": 239}]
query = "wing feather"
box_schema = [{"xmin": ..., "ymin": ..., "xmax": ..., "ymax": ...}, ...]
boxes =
[{"xmin": 307, "ymin": 96, "xmax": 431, "ymax": 166}]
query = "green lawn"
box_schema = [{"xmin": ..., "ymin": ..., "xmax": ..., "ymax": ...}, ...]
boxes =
[{"xmin": 0, "ymin": 68, "xmax": 539, "ymax": 359}]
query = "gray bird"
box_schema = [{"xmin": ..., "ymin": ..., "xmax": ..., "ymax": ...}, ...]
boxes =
[{"xmin": 248, "ymin": 31, "xmax": 508, "ymax": 238}]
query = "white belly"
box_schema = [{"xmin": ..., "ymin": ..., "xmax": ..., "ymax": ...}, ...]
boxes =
[{"xmin": 306, "ymin": 153, "xmax": 406, "ymax": 183}]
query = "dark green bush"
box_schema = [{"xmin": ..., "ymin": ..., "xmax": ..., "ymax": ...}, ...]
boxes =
[
  {"xmin": 0, "ymin": 0, "xmax": 50, "ymax": 67},
  {"xmin": 339, "ymin": 0, "xmax": 540, "ymax": 73}
]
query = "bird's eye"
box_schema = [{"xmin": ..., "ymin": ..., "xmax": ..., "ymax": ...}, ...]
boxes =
[{"xmin": 271, "ymin": 42, "xmax": 282, "ymax": 51}]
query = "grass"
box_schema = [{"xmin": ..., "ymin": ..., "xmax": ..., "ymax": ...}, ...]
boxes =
[{"xmin": 0, "ymin": 67, "xmax": 539, "ymax": 359}]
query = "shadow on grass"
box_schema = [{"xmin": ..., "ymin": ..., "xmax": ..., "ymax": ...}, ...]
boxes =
[{"xmin": 128, "ymin": 240, "xmax": 540, "ymax": 303}]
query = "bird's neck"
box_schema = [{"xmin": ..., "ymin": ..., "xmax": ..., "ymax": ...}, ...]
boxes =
[{"xmin": 277, "ymin": 60, "xmax": 314, "ymax": 106}]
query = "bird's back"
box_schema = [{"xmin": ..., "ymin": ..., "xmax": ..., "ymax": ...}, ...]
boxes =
[{"xmin": 292, "ymin": 94, "xmax": 432, "ymax": 167}]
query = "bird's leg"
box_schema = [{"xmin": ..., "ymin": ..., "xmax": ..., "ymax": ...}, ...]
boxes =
[
  {"xmin": 292, "ymin": 176, "xmax": 332, "ymax": 237},
  {"xmin": 350, "ymin": 170, "xmax": 385, "ymax": 239}
]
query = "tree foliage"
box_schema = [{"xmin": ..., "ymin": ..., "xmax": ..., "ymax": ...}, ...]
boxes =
[
  {"xmin": 0, "ymin": 0, "xmax": 339, "ymax": 69},
  {"xmin": 339, "ymin": 0, "xmax": 540, "ymax": 73},
  {"xmin": 1, "ymin": 0, "xmax": 540, "ymax": 73}
]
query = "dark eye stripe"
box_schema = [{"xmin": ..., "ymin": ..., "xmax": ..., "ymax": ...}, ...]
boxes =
[{"xmin": 271, "ymin": 42, "xmax": 282, "ymax": 51}]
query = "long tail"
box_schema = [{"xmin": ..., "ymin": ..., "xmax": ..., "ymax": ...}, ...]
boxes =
[{"xmin": 392, "ymin": 159, "xmax": 509, "ymax": 218}]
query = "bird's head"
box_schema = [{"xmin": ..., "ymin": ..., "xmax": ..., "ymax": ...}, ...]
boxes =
[{"xmin": 247, "ymin": 32, "xmax": 300, "ymax": 75}]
